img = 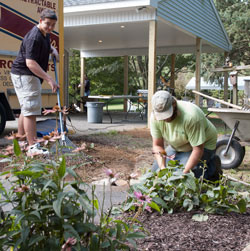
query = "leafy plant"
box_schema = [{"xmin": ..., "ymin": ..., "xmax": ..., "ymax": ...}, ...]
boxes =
[
  {"xmin": 123, "ymin": 161, "xmax": 249, "ymax": 215},
  {"xmin": 0, "ymin": 140, "xmax": 146, "ymax": 250}
]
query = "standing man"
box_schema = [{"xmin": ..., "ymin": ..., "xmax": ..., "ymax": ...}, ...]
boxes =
[
  {"xmin": 11, "ymin": 9, "xmax": 59, "ymax": 154},
  {"xmin": 150, "ymin": 90, "xmax": 221, "ymax": 180},
  {"xmin": 84, "ymin": 74, "xmax": 91, "ymax": 96}
]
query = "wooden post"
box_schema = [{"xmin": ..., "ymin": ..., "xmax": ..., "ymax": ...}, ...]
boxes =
[
  {"xmin": 80, "ymin": 56, "xmax": 85, "ymax": 111},
  {"xmin": 170, "ymin": 54, "xmax": 176, "ymax": 89},
  {"xmin": 233, "ymin": 83, "xmax": 238, "ymax": 105},
  {"xmin": 223, "ymin": 52, "xmax": 229, "ymax": 107},
  {"xmin": 195, "ymin": 38, "xmax": 202, "ymax": 106},
  {"xmin": 64, "ymin": 50, "xmax": 69, "ymax": 106},
  {"xmin": 123, "ymin": 55, "xmax": 128, "ymax": 112},
  {"xmin": 59, "ymin": 0, "xmax": 64, "ymax": 105},
  {"xmin": 147, "ymin": 20, "xmax": 157, "ymax": 126},
  {"xmin": 228, "ymin": 71, "xmax": 238, "ymax": 105}
]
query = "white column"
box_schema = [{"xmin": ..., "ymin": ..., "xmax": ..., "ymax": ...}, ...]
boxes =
[
  {"xmin": 123, "ymin": 55, "xmax": 128, "ymax": 112},
  {"xmin": 147, "ymin": 20, "xmax": 157, "ymax": 126},
  {"xmin": 80, "ymin": 56, "xmax": 85, "ymax": 111}
]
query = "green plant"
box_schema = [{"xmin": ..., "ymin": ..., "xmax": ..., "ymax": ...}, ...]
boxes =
[
  {"xmin": 123, "ymin": 161, "xmax": 249, "ymax": 215},
  {"xmin": 0, "ymin": 140, "xmax": 146, "ymax": 250}
]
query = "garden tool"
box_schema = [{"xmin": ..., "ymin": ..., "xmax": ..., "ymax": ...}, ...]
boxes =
[{"xmin": 51, "ymin": 57, "xmax": 76, "ymax": 153}]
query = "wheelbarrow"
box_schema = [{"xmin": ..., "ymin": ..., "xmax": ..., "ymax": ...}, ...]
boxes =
[{"xmin": 193, "ymin": 90, "xmax": 250, "ymax": 169}]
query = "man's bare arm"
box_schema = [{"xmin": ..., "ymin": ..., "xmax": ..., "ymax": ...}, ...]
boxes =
[
  {"xmin": 183, "ymin": 144, "xmax": 204, "ymax": 173},
  {"xmin": 152, "ymin": 137, "xmax": 166, "ymax": 170}
]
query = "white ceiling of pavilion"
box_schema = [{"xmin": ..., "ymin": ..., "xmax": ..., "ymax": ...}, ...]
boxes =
[{"xmin": 64, "ymin": 0, "xmax": 228, "ymax": 57}]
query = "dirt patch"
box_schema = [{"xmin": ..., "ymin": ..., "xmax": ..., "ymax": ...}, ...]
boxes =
[
  {"xmin": 0, "ymin": 128, "xmax": 153, "ymax": 183},
  {"xmin": 135, "ymin": 210, "xmax": 250, "ymax": 251},
  {"xmin": 72, "ymin": 128, "xmax": 153, "ymax": 182}
]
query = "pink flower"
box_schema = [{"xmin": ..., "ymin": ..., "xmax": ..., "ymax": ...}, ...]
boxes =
[
  {"xmin": 134, "ymin": 191, "xmax": 152, "ymax": 212},
  {"xmin": 49, "ymin": 131, "xmax": 62, "ymax": 140},
  {"xmin": 129, "ymin": 172, "xmax": 138, "ymax": 179},
  {"xmin": 14, "ymin": 184, "xmax": 29, "ymax": 193},
  {"xmin": 134, "ymin": 191, "xmax": 152, "ymax": 203},
  {"xmin": 105, "ymin": 169, "xmax": 115, "ymax": 179},
  {"xmin": 1, "ymin": 141, "xmax": 28, "ymax": 155},
  {"xmin": 2, "ymin": 145, "xmax": 14, "ymax": 155},
  {"xmin": 167, "ymin": 154, "xmax": 176, "ymax": 160},
  {"xmin": 42, "ymin": 108, "xmax": 57, "ymax": 116},
  {"xmin": 72, "ymin": 143, "xmax": 87, "ymax": 153},
  {"xmin": 152, "ymin": 151, "xmax": 176, "ymax": 160},
  {"xmin": 35, "ymin": 131, "xmax": 61, "ymax": 146},
  {"xmin": 26, "ymin": 152, "xmax": 41, "ymax": 157},
  {"xmin": 135, "ymin": 202, "xmax": 152, "ymax": 212},
  {"xmin": 5, "ymin": 131, "xmax": 26, "ymax": 141},
  {"xmin": 42, "ymin": 105, "xmax": 69, "ymax": 116},
  {"xmin": 19, "ymin": 141, "xmax": 28, "ymax": 150},
  {"xmin": 62, "ymin": 237, "xmax": 77, "ymax": 251},
  {"xmin": 160, "ymin": 151, "xmax": 176, "ymax": 160}
]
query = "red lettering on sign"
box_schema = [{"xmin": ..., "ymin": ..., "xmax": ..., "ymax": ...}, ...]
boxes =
[
  {"xmin": 7, "ymin": 61, "xmax": 13, "ymax": 69},
  {"xmin": 0, "ymin": 60, "xmax": 7, "ymax": 68},
  {"xmin": 0, "ymin": 60, "xmax": 13, "ymax": 69}
]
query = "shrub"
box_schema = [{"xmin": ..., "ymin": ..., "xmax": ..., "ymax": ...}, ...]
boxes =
[
  {"xmin": 123, "ymin": 161, "xmax": 250, "ymax": 215},
  {"xmin": 0, "ymin": 139, "xmax": 146, "ymax": 250}
]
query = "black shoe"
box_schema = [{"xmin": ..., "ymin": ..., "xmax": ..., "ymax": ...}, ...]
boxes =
[{"xmin": 209, "ymin": 155, "xmax": 223, "ymax": 182}]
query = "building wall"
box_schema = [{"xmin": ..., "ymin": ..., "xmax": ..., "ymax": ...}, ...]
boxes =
[{"xmin": 157, "ymin": 0, "xmax": 231, "ymax": 51}]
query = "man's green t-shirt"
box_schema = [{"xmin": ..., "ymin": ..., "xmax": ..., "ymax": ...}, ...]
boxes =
[{"xmin": 150, "ymin": 101, "xmax": 217, "ymax": 152}]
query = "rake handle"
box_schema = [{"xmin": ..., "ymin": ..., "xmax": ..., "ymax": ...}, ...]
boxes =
[{"xmin": 53, "ymin": 57, "xmax": 65, "ymax": 140}]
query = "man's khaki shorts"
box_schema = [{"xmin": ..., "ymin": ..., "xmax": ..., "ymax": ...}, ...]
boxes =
[{"xmin": 11, "ymin": 73, "xmax": 42, "ymax": 116}]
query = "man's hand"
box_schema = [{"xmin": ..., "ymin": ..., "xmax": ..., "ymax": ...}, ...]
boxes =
[
  {"xmin": 48, "ymin": 78, "xmax": 59, "ymax": 93},
  {"xmin": 51, "ymin": 46, "xmax": 59, "ymax": 62},
  {"xmin": 26, "ymin": 59, "xmax": 59, "ymax": 92},
  {"xmin": 152, "ymin": 138, "xmax": 167, "ymax": 170}
]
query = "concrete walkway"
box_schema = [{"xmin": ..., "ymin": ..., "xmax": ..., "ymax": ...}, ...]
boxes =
[{"xmin": 0, "ymin": 111, "xmax": 147, "ymax": 146}]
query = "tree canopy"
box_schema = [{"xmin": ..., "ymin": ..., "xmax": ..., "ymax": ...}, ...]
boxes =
[
  {"xmin": 202, "ymin": 0, "xmax": 250, "ymax": 81},
  {"xmin": 215, "ymin": 0, "xmax": 249, "ymax": 65}
]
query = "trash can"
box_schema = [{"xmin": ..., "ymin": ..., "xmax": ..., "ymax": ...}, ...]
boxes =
[{"xmin": 86, "ymin": 102, "xmax": 105, "ymax": 123}]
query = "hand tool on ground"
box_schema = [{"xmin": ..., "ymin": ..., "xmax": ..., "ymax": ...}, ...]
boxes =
[{"xmin": 51, "ymin": 57, "xmax": 76, "ymax": 153}]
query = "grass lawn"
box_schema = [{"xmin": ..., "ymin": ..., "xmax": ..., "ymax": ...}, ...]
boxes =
[
  {"xmin": 106, "ymin": 102, "xmax": 123, "ymax": 111},
  {"xmin": 103, "ymin": 99, "xmax": 138, "ymax": 111}
]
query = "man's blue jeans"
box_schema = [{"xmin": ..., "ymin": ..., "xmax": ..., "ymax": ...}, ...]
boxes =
[{"xmin": 152, "ymin": 145, "xmax": 216, "ymax": 179}]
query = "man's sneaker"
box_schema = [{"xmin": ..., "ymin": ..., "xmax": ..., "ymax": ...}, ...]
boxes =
[{"xmin": 27, "ymin": 143, "xmax": 49, "ymax": 155}]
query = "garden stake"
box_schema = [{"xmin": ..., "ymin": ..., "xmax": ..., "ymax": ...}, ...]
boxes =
[{"xmin": 51, "ymin": 57, "xmax": 76, "ymax": 153}]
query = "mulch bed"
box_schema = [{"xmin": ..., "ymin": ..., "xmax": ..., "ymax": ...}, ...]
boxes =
[{"xmin": 135, "ymin": 210, "xmax": 250, "ymax": 251}]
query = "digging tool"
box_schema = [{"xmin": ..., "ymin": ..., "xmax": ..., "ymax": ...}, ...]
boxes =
[{"xmin": 51, "ymin": 57, "xmax": 76, "ymax": 153}]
